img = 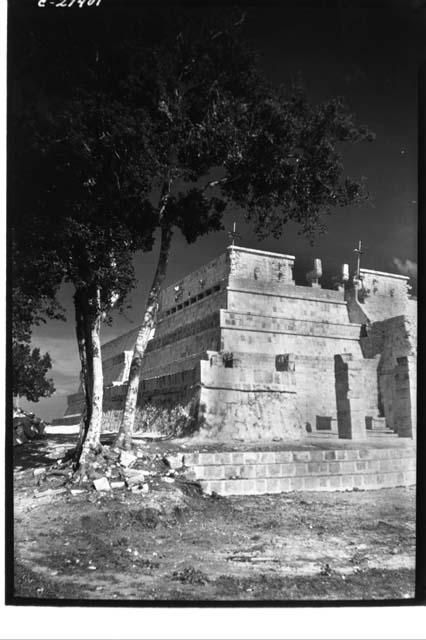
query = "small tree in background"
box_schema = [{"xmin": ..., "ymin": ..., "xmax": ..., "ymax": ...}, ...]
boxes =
[
  {"xmin": 12, "ymin": 343, "xmax": 55, "ymax": 406},
  {"xmin": 11, "ymin": 243, "xmax": 64, "ymax": 411}
]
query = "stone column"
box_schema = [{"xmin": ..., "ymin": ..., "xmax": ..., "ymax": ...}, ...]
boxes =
[
  {"xmin": 394, "ymin": 356, "xmax": 416, "ymax": 438},
  {"xmin": 334, "ymin": 354, "xmax": 367, "ymax": 440}
]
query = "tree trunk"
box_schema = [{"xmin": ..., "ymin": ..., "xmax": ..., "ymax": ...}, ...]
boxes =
[
  {"xmin": 73, "ymin": 289, "xmax": 93, "ymax": 463},
  {"xmin": 78, "ymin": 289, "xmax": 104, "ymax": 466},
  {"xmin": 115, "ymin": 224, "xmax": 173, "ymax": 450}
]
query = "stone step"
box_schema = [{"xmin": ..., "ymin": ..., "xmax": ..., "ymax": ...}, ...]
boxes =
[
  {"xmin": 366, "ymin": 417, "xmax": 392, "ymax": 432},
  {"xmin": 167, "ymin": 445, "xmax": 416, "ymax": 496},
  {"xmin": 190, "ymin": 456, "xmax": 416, "ymax": 482},
  {"xmin": 367, "ymin": 430, "xmax": 398, "ymax": 437},
  {"xmin": 173, "ymin": 445, "xmax": 415, "ymax": 468},
  {"xmin": 200, "ymin": 469, "xmax": 417, "ymax": 495}
]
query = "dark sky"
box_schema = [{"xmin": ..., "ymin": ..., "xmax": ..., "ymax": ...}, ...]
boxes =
[{"xmin": 15, "ymin": 1, "xmax": 424, "ymax": 420}]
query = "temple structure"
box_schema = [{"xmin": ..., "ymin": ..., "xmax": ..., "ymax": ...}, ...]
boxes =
[{"xmin": 61, "ymin": 245, "xmax": 417, "ymax": 443}]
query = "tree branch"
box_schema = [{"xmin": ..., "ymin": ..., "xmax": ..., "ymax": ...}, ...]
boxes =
[
  {"xmin": 158, "ymin": 171, "xmax": 174, "ymax": 220},
  {"xmin": 203, "ymin": 175, "xmax": 240, "ymax": 192}
]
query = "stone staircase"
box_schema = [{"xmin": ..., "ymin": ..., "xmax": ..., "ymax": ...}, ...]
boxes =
[
  {"xmin": 170, "ymin": 445, "xmax": 416, "ymax": 496},
  {"xmin": 365, "ymin": 416, "xmax": 396, "ymax": 436}
]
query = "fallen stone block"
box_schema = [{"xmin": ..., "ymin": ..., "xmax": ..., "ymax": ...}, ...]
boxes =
[
  {"xmin": 126, "ymin": 473, "xmax": 145, "ymax": 486},
  {"xmin": 131, "ymin": 485, "xmax": 145, "ymax": 493},
  {"xmin": 93, "ymin": 477, "xmax": 111, "ymax": 492},
  {"xmin": 166, "ymin": 454, "xmax": 184, "ymax": 470},
  {"xmin": 33, "ymin": 468, "xmax": 46, "ymax": 478},
  {"xmin": 110, "ymin": 481, "xmax": 125, "ymax": 489},
  {"xmin": 119, "ymin": 450, "xmax": 137, "ymax": 468}
]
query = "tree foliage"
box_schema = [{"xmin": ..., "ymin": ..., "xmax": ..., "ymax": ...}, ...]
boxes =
[
  {"xmin": 12, "ymin": 343, "xmax": 55, "ymax": 403},
  {"xmin": 9, "ymin": 4, "xmax": 375, "ymax": 459}
]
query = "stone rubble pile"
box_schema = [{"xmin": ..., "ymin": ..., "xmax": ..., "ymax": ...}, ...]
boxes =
[{"xmin": 13, "ymin": 408, "xmax": 47, "ymax": 446}]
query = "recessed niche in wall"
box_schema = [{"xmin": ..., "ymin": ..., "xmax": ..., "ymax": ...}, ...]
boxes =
[
  {"xmin": 316, "ymin": 416, "xmax": 332, "ymax": 431},
  {"xmin": 275, "ymin": 354, "xmax": 290, "ymax": 371},
  {"xmin": 223, "ymin": 352, "xmax": 234, "ymax": 368}
]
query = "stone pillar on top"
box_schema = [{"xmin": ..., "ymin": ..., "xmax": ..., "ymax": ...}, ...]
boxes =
[
  {"xmin": 334, "ymin": 354, "xmax": 367, "ymax": 440},
  {"xmin": 306, "ymin": 258, "xmax": 322, "ymax": 289}
]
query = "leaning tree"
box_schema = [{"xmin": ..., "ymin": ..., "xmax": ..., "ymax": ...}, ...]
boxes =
[
  {"xmin": 10, "ymin": 5, "xmax": 374, "ymax": 462},
  {"xmin": 114, "ymin": 14, "xmax": 375, "ymax": 449},
  {"xmin": 10, "ymin": 9, "xmax": 160, "ymax": 465}
]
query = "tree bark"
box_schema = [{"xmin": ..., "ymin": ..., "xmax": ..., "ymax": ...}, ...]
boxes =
[
  {"xmin": 115, "ymin": 224, "xmax": 173, "ymax": 450},
  {"xmin": 78, "ymin": 289, "xmax": 104, "ymax": 465},
  {"xmin": 73, "ymin": 289, "xmax": 93, "ymax": 463}
]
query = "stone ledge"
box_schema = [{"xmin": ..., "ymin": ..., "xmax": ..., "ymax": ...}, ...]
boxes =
[
  {"xmin": 183, "ymin": 446, "xmax": 416, "ymax": 467},
  {"xmin": 200, "ymin": 470, "xmax": 416, "ymax": 495},
  {"xmin": 227, "ymin": 285, "xmax": 347, "ymax": 305},
  {"xmin": 191, "ymin": 457, "xmax": 416, "ymax": 481}
]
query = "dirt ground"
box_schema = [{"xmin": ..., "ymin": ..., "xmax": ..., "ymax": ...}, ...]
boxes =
[{"xmin": 12, "ymin": 435, "xmax": 416, "ymax": 602}]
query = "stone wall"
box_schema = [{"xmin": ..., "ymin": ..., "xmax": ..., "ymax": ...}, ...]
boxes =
[
  {"xmin": 227, "ymin": 286, "xmax": 348, "ymax": 322},
  {"xmin": 360, "ymin": 315, "xmax": 416, "ymax": 434},
  {"xmin": 103, "ymin": 350, "xmax": 133, "ymax": 386},
  {"xmin": 227, "ymin": 246, "xmax": 295, "ymax": 287},
  {"xmin": 64, "ymin": 391, "xmax": 85, "ymax": 417},
  {"xmin": 101, "ymin": 326, "xmax": 141, "ymax": 362},
  {"xmin": 294, "ymin": 356, "xmax": 339, "ymax": 434},
  {"xmin": 394, "ymin": 356, "xmax": 416, "ymax": 438},
  {"xmin": 357, "ymin": 268, "xmax": 412, "ymax": 322},
  {"xmin": 157, "ymin": 290, "xmax": 227, "ymax": 334},
  {"xmin": 58, "ymin": 245, "xmax": 417, "ymax": 442},
  {"xmin": 140, "ymin": 327, "xmax": 221, "ymax": 377},
  {"xmin": 160, "ymin": 252, "xmax": 229, "ymax": 312},
  {"xmin": 198, "ymin": 387, "xmax": 303, "ymax": 441},
  {"xmin": 102, "ymin": 368, "xmax": 202, "ymax": 436}
]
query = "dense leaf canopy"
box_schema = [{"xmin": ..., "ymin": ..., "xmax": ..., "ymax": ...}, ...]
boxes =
[{"xmin": 10, "ymin": 6, "xmax": 374, "ymax": 325}]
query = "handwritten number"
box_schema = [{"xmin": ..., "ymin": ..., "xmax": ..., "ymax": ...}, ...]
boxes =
[{"xmin": 38, "ymin": 0, "xmax": 102, "ymax": 7}]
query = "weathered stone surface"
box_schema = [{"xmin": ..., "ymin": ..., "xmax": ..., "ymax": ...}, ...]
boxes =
[
  {"xmin": 194, "ymin": 444, "xmax": 416, "ymax": 495},
  {"xmin": 119, "ymin": 450, "xmax": 137, "ymax": 468},
  {"xmin": 58, "ymin": 245, "xmax": 417, "ymax": 443},
  {"xmin": 93, "ymin": 477, "xmax": 111, "ymax": 492}
]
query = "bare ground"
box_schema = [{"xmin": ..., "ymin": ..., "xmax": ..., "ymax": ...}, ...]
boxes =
[{"xmin": 12, "ymin": 436, "xmax": 416, "ymax": 602}]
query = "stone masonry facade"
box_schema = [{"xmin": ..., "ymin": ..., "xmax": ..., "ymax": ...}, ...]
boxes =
[{"xmin": 60, "ymin": 246, "xmax": 417, "ymax": 442}]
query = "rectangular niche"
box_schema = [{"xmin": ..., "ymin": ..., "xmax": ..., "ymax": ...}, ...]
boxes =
[
  {"xmin": 316, "ymin": 416, "xmax": 332, "ymax": 431},
  {"xmin": 275, "ymin": 354, "xmax": 293, "ymax": 372},
  {"xmin": 223, "ymin": 352, "xmax": 234, "ymax": 368}
]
